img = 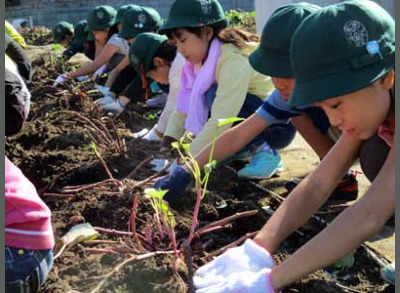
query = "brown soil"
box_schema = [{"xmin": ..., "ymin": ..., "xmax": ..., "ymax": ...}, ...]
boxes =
[{"xmin": 5, "ymin": 39, "xmax": 394, "ymax": 293}]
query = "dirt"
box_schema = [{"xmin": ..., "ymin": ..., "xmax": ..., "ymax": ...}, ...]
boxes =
[{"xmin": 5, "ymin": 34, "xmax": 394, "ymax": 293}]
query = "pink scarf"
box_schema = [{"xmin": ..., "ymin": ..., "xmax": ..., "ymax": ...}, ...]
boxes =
[{"xmin": 176, "ymin": 38, "xmax": 222, "ymax": 134}]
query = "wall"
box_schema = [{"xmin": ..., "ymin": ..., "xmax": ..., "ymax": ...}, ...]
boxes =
[
  {"xmin": 5, "ymin": 0, "xmax": 254, "ymax": 27},
  {"xmin": 255, "ymin": 0, "xmax": 395, "ymax": 35}
]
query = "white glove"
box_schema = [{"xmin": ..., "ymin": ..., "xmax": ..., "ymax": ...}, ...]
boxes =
[
  {"xmin": 91, "ymin": 64, "xmax": 108, "ymax": 81},
  {"xmin": 95, "ymin": 84, "xmax": 110, "ymax": 95},
  {"xmin": 94, "ymin": 92, "xmax": 116, "ymax": 105},
  {"xmin": 195, "ymin": 268, "xmax": 276, "ymax": 293},
  {"xmin": 195, "ymin": 240, "xmax": 275, "ymax": 283},
  {"xmin": 53, "ymin": 74, "xmax": 69, "ymax": 86}
]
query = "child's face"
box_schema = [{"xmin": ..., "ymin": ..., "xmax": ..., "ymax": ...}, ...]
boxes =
[
  {"xmin": 117, "ymin": 23, "xmax": 122, "ymax": 32},
  {"xmin": 171, "ymin": 28, "xmax": 212, "ymax": 65},
  {"xmin": 147, "ymin": 59, "xmax": 170, "ymax": 85},
  {"xmin": 92, "ymin": 29, "xmax": 109, "ymax": 45},
  {"xmin": 271, "ymin": 77, "xmax": 295, "ymax": 100},
  {"xmin": 60, "ymin": 35, "xmax": 73, "ymax": 47},
  {"xmin": 316, "ymin": 73, "xmax": 394, "ymax": 140}
]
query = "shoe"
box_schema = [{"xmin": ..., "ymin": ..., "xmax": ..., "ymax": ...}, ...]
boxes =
[
  {"xmin": 143, "ymin": 126, "xmax": 163, "ymax": 141},
  {"xmin": 285, "ymin": 171, "xmax": 359, "ymax": 201},
  {"xmin": 237, "ymin": 151, "xmax": 284, "ymax": 180},
  {"xmin": 102, "ymin": 99, "xmax": 125, "ymax": 116},
  {"xmin": 381, "ymin": 262, "xmax": 395, "ymax": 286},
  {"xmin": 94, "ymin": 93, "xmax": 115, "ymax": 106},
  {"xmin": 146, "ymin": 93, "xmax": 168, "ymax": 108},
  {"xmin": 219, "ymin": 149, "xmax": 252, "ymax": 166}
]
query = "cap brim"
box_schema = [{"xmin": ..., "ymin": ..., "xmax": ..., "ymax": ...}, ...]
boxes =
[
  {"xmin": 87, "ymin": 33, "xmax": 95, "ymax": 41},
  {"xmin": 249, "ymin": 46, "xmax": 293, "ymax": 78},
  {"xmin": 289, "ymin": 54, "xmax": 395, "ymax": 107},
  {"xmin": 159, "ymin": 18, "xmax": 227, "ymax": 34}
]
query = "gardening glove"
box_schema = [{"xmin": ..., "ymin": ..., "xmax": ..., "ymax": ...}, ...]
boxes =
[
  {"xmin": 53, "ymin": 74, "xmax": 69, "ymax": 86},
  {"xmin": 94, "ymin": 92, "xmax": 116, "ymax": 106},
  {"xmin": 195, "ymin": 268, "xmax": 276, "ymax": 293},
  {"xmin": 95, "ymin": 84, "xmax": 110, "ymax": 96},
  {"xmin": 195, "ymin": 239, "xmax": 275, "ymax": 282},
  {"xmin": 154, "ymin": 165, "xmax": 192, "ymax": 203},
  {"xmin": 92, "ymin": 64, "xmax": 108, "ymax": 81}
]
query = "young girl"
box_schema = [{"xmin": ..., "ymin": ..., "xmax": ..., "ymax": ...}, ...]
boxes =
[
  {"xmin": 52, "ymin": 21, "xmax": 74, "ymax": 46},
  {"xmin": 194, "ymin": 1, "xmax": 395, "ymax": 292},
  {"xmin": 128, "ymin": 32, "xmax": 185, "ymax": 140},
  {"xmin": 6, "ymin": 68, "xmax": 55, "ymax": 292},
  {"xmin": 54, "ymin": 5, "xmax": 129, "ymax": 85},
  {"xmin": 158, "ymin": 0, "xmax": 297, "ymax": 178}
]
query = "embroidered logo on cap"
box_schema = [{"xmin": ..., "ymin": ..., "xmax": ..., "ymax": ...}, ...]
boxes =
[
  {"xmin": 130, "ymin": 54, "xmax": 140, "ymax": 68},
  {"xmin": 138, "ymin": 14, "xmax": 147, "ymax": 24},
  {"xmin": 343, "ymin": 20, "xmax": 369, "ymax": 47},
  {"xmin": 199, "ymin": 0, "xmax": 212, "ymax": 15},
  {"xmin": 97, "ymin": 11, "xmax": 105, "ymax": 20},
  {"xmin": 56, "ymin": 27, "xmax": 62, "ymax": 33}
]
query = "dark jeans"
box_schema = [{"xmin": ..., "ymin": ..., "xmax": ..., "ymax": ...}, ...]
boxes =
[
  {"xmin": 205, "ymin": 85, "xmax": 296, "ymax": 151},
  {"xmin": 5, "ymin": 247, "xmax": 53, "ymax": 293},
  {"xmin": 360, "ymin": 134, "xmax": 391, "ymax": 182}
]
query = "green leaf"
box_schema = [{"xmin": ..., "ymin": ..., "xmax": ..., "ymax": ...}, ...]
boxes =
[
  {"xmin": 333, "ymin": 253, "xmax": 355, "ymax": 271},
  {"xmin": 217, "ymin": 117, "xmax": 244, "ymax": 127},
  {"xmin": 144, "ymin": 188, "xmax": 168, "ymax": 199},
  {"xmin": 181, "ymin": 143, "xmax": 190, "ymax": 152},
  {"xmin": 52, "ymin": 44, "xmax": 63, "ymax": 51},
  {"xmin": 171, "ymin": 142, "xmax": 180, "ymax": 149}
]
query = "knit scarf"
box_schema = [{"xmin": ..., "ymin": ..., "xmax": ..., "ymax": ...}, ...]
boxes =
[{"xmin": 176, "ymin": 38, "xmax": 222, "ymax": 134}]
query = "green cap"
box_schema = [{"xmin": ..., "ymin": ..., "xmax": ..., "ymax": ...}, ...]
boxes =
[
  {"xmin": 129, "ymin": 32, "xmax": 168, "ymax": 73},
  {"xmin": 116, "ymin": 4, "xmax": 137, "ymax": 24},
  {"xmin": 249, "ymin": 3, "xmax": 320, "ymax": 78},
  {"xmin": 86, "ymin": 5, "xmax": 117, "ymax": 32},
  {"xmin": 289, "ymin": 0, "xmax": 395, "ymax": 107},
  {"xmin": 119, "ymin": 6, "xmax": 162, "ymax": 39},
  {"xmin": 71, "ymin": 20, "xmax": 89, "ymax": 45},
  {"xmin": 52, "ymin": 21, "xmax": 74, "ymax": 43},
  {"xmin": 159, "ymin": 0, "xmax": 228, "ymax": 33}
]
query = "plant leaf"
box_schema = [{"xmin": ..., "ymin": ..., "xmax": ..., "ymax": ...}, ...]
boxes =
[{"xmin": 217, "ymin": 117, "xmax": 244, "ymax": 127}]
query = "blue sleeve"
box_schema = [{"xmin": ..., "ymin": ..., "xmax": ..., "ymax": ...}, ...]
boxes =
[{"xmin": 256, "ymin": 90, "xmax": 303, "ymax": 124}]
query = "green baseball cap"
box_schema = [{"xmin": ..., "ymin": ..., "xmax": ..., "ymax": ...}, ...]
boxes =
[
  {"xmin": 289, "ymin": 0, "xmax": 395, "ymax": 107},
  {"xmin": 249, "ymin": 3, "xmax": 320, "ymax": 78},
  {"xmin": 71, "ymin": 20, "xmax": 89, "ymax": 45},
  {"xmin": 116, "ymin": 4, "xmax": 137, "ymax": 24},
  {"xmin": 86, "ymin": 5, "xmax": 117, "ymax": 32},
  {"xmin": 129, "ymin": 33, "xmax": 168, "ymax": 73},
  {"xmin": 119, "ymin": 6, "xmax": 162, "ymax": 39},
  {"xmin": 52, "ymin": 21, "xmax": 74, "ymax": 43},
  {"xmin": 159, "ymin": 0, "xmax": 228, "ymax": 34}
]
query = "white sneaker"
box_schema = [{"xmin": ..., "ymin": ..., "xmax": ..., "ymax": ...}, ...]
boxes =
[
  {"xmin": 146, "ymin": 93, "xmax": 168, "ymax": 108},
  {"xmin": 143, "ymin": 126, "xmax": 162, "ymax": 141}
]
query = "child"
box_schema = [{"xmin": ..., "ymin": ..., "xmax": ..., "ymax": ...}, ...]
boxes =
[
  {"xmin": 52, "ymin": 21, "xmax": 74, "ymax": 46},
  {"xmin": 155, "ymin": 3, "xmax": 359, "ymax": 202},
  {"xmin": 6, "ymin": 67, "xmax": 55, "ymax": 292},
  {"xmin": 158, "ymin": 0, "xmax": 296, "ymax": 178},
  {"xmin": 96, "ymin": 6, "xmax": 163, "ymax": 116},
  {"xmin": 194, "ymin": 1, "xmax": 395, "ymax": 291},
  {"xmin": 128, "ymin": 32, "xmax": 185, "ymax": 141},
  {"xmin": 54, "ymin": 5, "xmax": 129, "ymax": 85}
]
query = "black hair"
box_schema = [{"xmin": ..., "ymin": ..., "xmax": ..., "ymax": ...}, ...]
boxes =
[
  {"xmin": 166, "ymin": 25, "xmax": 259, "ymax": 50},
  {"xmin": 149, "ymin": 41, "xmax": 178, "ymax": 70},
  {"xmin": 107, "ymin": 24, "xmax": 119, "ymax": 41}
]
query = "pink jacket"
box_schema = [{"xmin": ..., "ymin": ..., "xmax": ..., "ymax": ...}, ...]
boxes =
[{"xmin": 5, "ymin": 156, "xmax": 54, "ymax": 250}]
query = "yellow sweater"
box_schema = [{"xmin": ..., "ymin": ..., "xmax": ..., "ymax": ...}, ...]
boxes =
[
  {"xmin": 164, "ymin": 42, "xmax": 274, "ymax": 156},
  {"xmin": 5, "ymin": 20, "xmax": 27, "ymax": 49}
]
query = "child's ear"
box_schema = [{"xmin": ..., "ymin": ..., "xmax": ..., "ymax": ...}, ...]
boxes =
[
  {"xmin": 203, "ymin": 26, "xmax": 214, "ymax": 42},
  {"xmin": 153, "ymin": 57, "xmax": 165, "ymax": 68},
  {"xmin": 381, "ymin": 69, "xmax": 395, "ymax": 90}
]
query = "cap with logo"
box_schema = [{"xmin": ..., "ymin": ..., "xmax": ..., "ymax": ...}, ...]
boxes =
[
  {"xmin": 129, "ymin": 32, "xmax": 169, "ymax": 73},
  {"xmin": 119, "ymin": 6, "xmax": 162, "ymax": 39},
  {"xmin": 249, "ymin": 3, "xmax": 320, "ymax": 78},
  {"xmin": 159, "ymin": 0, "xmax": 228, "ymax": 33},
  {"xmin": 86, "ymin": 5, "xmax": 117, "ymax": 32},
  {"xmin": 289, "ymin": 0, "xmax": 395, "ymax": 107},
  {"xmin": 52, "ymin": 21, "xmax": 74, "ymax": 43}
]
